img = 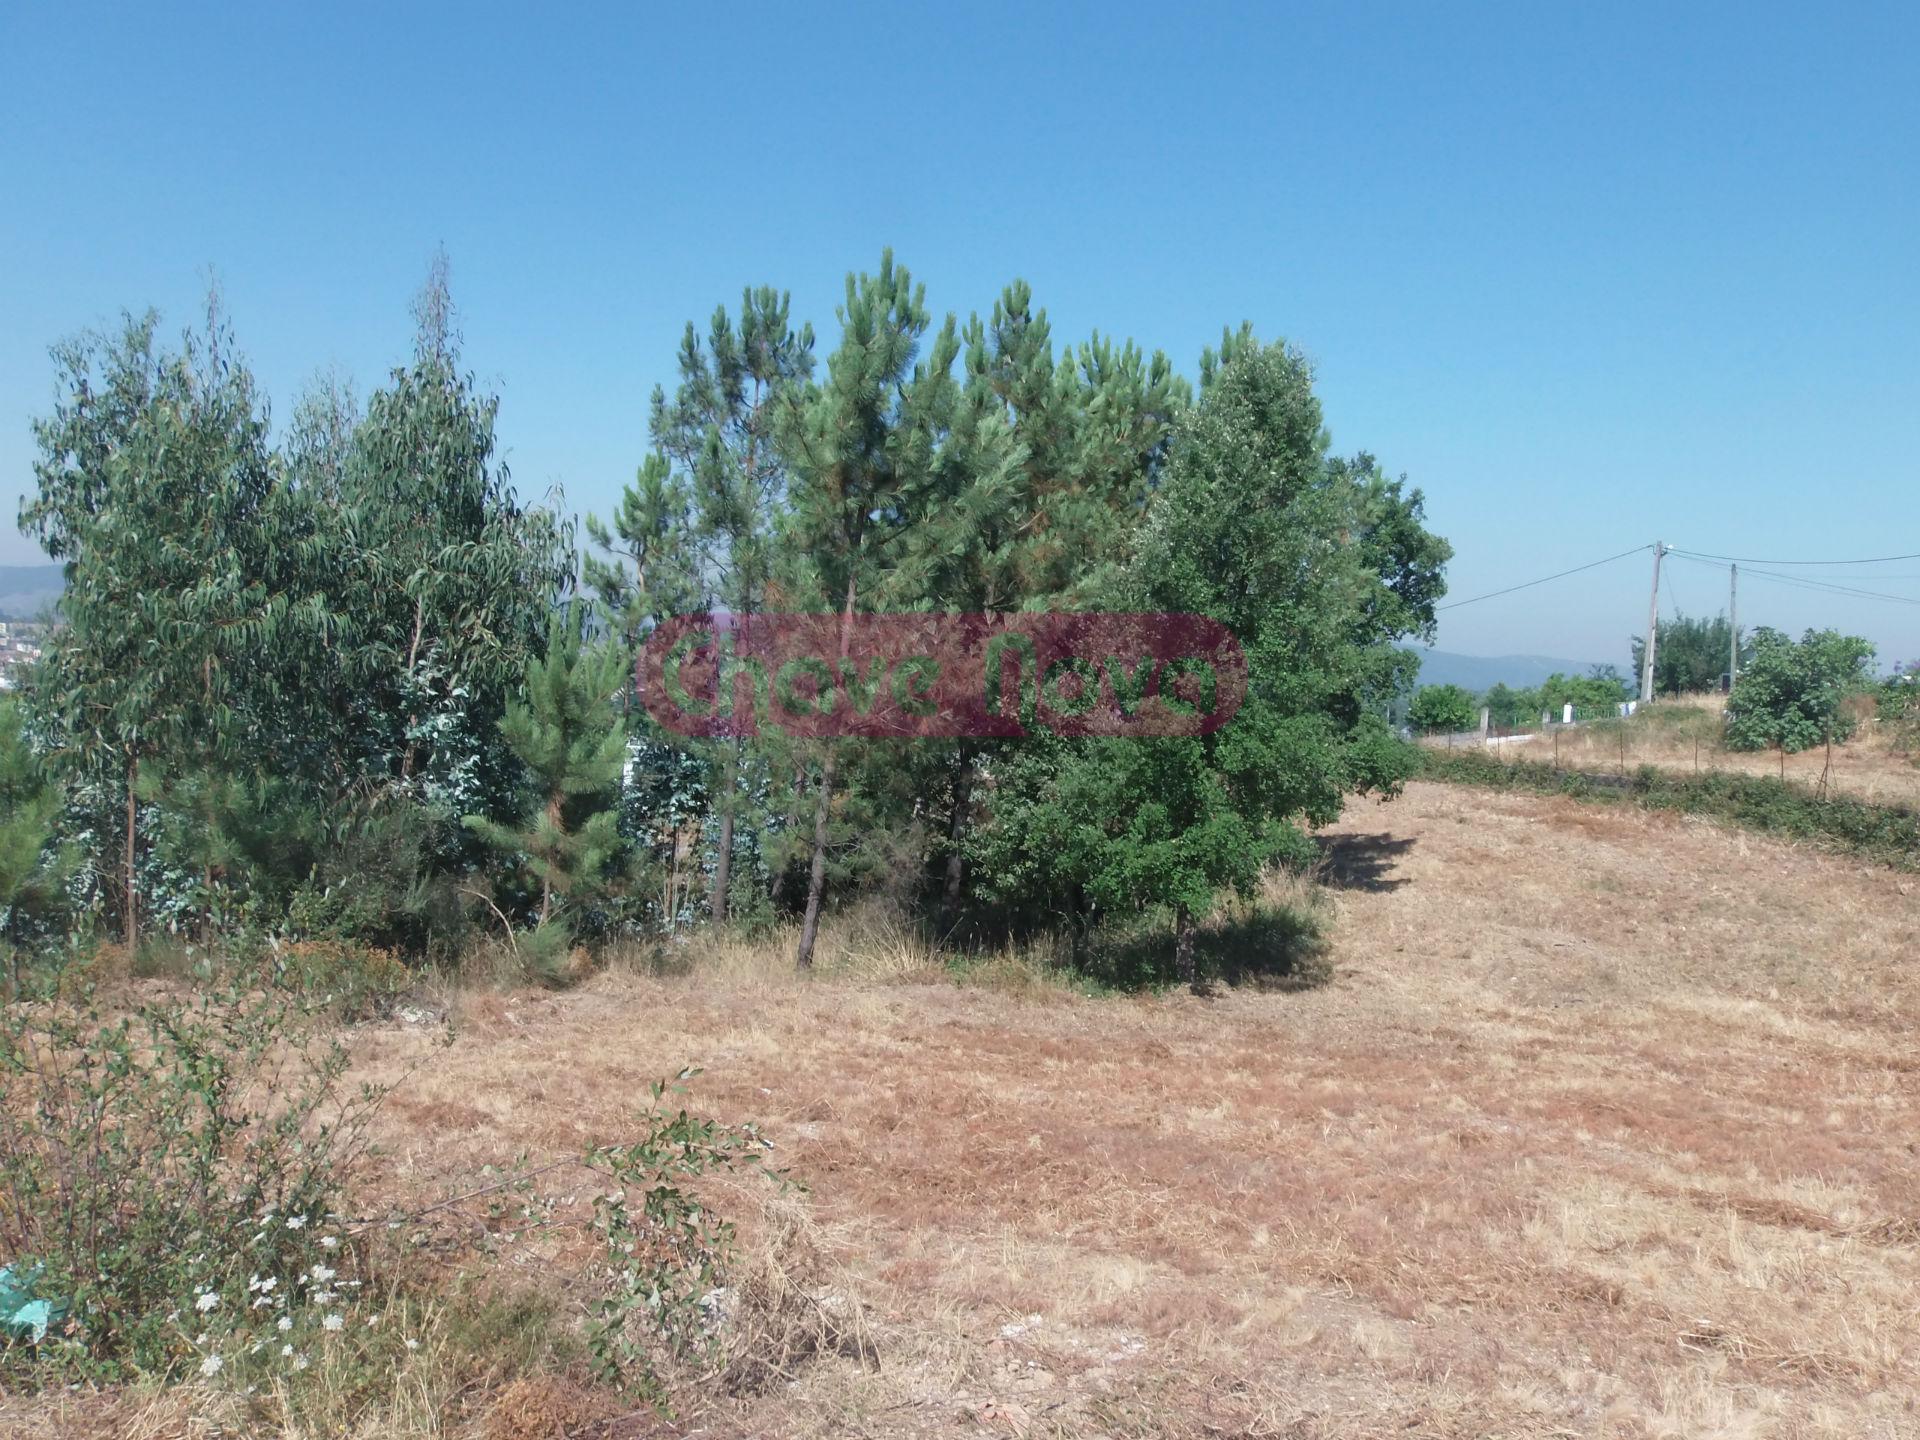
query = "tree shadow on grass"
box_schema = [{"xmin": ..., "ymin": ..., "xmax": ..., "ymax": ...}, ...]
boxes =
[
  {"xmin": 1078, "ymin": 901, "xmax": 1332, "ymax": 993},
  {"xmin": 1314, "ymin": 832, "xmax": 1415, "ymax": 893}
]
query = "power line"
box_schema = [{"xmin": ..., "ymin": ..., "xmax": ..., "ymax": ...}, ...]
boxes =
[
  {"xmin": 1436, "ymin": 544, "xmax": 1652, "ymax": 612},
  {"xmin": 1669, "ymin": 546, "xmax": 1920, "ymax": 567},
  {"xmin": 1670, "ymin": 550, "xmax": 1920, "ymax": 608},
  {"xmin": 1744, "ymin": 566, "xmax": 1920, "ymax": 608}
]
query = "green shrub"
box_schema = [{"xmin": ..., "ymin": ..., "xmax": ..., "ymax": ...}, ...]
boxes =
[
  {"xmin": 1408, "ymin": 683, "xmax": 1478, "ymax": 733},
  {"xmin": 1878, "ymin": 679, "xmax": 1920, "ymax": 756},
  {"xmin": 0, "ymin": 979, "xmax": 394, "ymax": 1382},
  {"xmin": 1726, "ymin": 627, "xmax": 1876, "ymax": 753},
  {"xmin": 582, "ymin": 1068, "xmax": 785, "ymax": 1399}
]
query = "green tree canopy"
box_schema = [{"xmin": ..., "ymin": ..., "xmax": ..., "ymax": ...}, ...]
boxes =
[
  {"xmin": 1726, "ymin": 627, "xmax": 1875, "ymax": 752},
  {"xmin": 1409, "ymin": 683, "xmax": 1477, "ymax": 733},
  {"xmin": 975, "ymin": 335, "xmax": 1448, "ymax": 988},
  {"xmin": 465, "ymin": 613, "xmax": 628, "ymax": 937},
  {"xmin": 1633, "ymin": 612, "xmax": 1745, "ymax": 696}
]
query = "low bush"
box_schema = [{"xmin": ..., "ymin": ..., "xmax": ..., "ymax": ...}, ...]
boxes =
[
  {"xmin": 582, "ymin": 1067, "xmax": 789, "ymax": 1400},
  {"xmin": 0, "ymin": 979, "xmax": 394, "ymax": 1383},
  {"xmin": 262, "ymin": 938, "xmax": 413, "ymax": 1020},
  {"xmin": 1408, "ymin": 683, "xmax": 1478, "ymax": 734}
]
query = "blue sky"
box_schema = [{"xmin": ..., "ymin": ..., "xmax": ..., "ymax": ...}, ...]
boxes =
[{"xmin": 2, "ymin": 1, "xmax": 1916, "ymax": 668}]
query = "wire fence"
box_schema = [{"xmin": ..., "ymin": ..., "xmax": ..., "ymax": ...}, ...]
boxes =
[{"xmin": 1415, "ymin": 700, "xmax": 1920, "ymax": 809}]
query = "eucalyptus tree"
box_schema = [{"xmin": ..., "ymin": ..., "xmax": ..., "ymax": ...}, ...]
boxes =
[
  {"xmin": 22, "ymin": 307, "xmax": 286, "ymax": 947},
  {"xmin": 318, "ymin": 265, "xmax": 576, "ymax": 820}
]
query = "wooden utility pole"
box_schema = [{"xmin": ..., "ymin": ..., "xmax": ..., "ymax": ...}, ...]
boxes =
[
  {"xmin": 1641, "ymin": 541, "xmax": 1665, "ymax": 705},
  {"xmin": 1728, "ymin": 563, "xmax": 1739, "ymax": 689}
]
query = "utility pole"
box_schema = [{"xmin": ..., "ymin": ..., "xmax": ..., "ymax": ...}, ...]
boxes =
[
  {"xmin": 1728, "ymin": 563, "xmax": 1739, "ymax": 690},
  {"xmin": 1641, "ymin": 541, "xmax": 1665, "ymax": 705}
]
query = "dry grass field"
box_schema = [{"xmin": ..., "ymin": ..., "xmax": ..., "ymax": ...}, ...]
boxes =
[
  {"xmin": 1471, "ymin": 694, "xmax": 1920, "ymax": 808},
  {"xmin": 14, "ymin": 780, "xmax": 1920, "ymax": 1439}
]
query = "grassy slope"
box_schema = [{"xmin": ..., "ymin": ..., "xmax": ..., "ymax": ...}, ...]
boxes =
[{"xmin": 18, "ymin": 781, "xmax": 1918, "ymax": 1438}]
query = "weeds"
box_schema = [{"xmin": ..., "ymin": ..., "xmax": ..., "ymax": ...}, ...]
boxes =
[
  {"xmin": 582, "ymin": 1067, "xmax": 788, "ymax": 1399},
  {"xmin": 0, "ymin": 978, "xmax": 393, "ymax": 1382}
]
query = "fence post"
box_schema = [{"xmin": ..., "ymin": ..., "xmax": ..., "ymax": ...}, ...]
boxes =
[{"xmin": 1478, "ymin": 707, "xmax": 1490, "ymax": 745}]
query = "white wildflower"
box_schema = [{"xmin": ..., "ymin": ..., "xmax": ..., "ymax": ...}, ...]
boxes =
[
  {"xmin": 292, "ymin": 1355, "xmax": 309, "ymax": 1371},
  {"xmin": 319, "ymin": 1236, "xmax": 339, "ymax": 1250},
  {"xmin": 199, "ymin": 1354, "xmax": 223, "ymax": 1378},
  {"xmin": 404, "ymin": 1338, "xmax": 420, "ymax": 1351},
  {"xmin": 195, "ymin": 1291, "xmax": 220, "ymax": 1314},
  {"xmin": 281, "ymin": 1344, "xmax": 294, "ymax": 1357},
  {"xmin": 308, "ymin": 1264, "xmax": 335, "ymax": 1284},
  {"xmin": 277, "ymin": 1316, "xmax": 292, "ymax": 1332},
  {"xmin": 322, "ymin": 1314, "xmax": 343, "ymax": 1332},
  {"xmin": 285, "ymin": 1216, "xmax": 306, "ymax": 1230}
]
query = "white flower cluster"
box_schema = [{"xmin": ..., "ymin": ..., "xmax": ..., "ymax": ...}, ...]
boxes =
[{"xmin": 179, "ymin": 1212, "xmax": 420, "ymax": 1388}]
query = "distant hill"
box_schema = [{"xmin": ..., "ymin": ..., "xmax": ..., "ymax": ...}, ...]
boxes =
[
  {"xmin": 0, "ymin": 564, "xmax": 63, "ymax": 620},
  {"xmin": 1415, "ymin": 649, "xmax": 1608, "ymax": 694}
]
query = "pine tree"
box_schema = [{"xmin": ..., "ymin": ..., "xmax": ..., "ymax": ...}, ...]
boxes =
[
  {"xmin": 644, "ymin": 289, "xmax": 815, "ymax": 922},
  {"xmin": 985, "ymin": 334, "xmax": 1448, "ymax": 990},
  {"xmin": 779, "ymin": 252, "xmax": 935, "ymax": 968},
  {"xmin": 465, "ymin": 615, "xmax": 628, "ymax": 934},
  {"xmin": 0, "ymin": 698, "xmax": 74, "ymax": 989},
  {"xmin": 893, "ymin": 281, "xmax": 1190, "ymax": 910}
]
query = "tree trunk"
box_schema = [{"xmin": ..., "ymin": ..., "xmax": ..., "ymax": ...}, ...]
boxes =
[
  {"xmin": 539, "ymin": 791, "xmax": 561, "ymax": 924},
  {"xmin": 942, "ymin": 745, "xmax": 972, "ymax": 911},
  {"xmin": 793, "ymin": 746, "xmax": 837, "ymax": 970},
  {"xmin": 124, "ymin": 751, "xmax": 140, "ymax": 953},
  {"xmin": 796, "ymin": 571, "xmax": 859, "ymax": 970},
  {"xmin": 709, "ymin": 741, "xmax": 738, "ymax": 922},
  {"xmin": 1174, "ymin": 902, "xmax": 1199, "ymax": 994},
  {"xmin": 400, "ymin": 597, "xmax": 426, "ymax": 780},
  {"xmin": 769, "ymin": 763, "xmax": 807, "ymax": 911}
]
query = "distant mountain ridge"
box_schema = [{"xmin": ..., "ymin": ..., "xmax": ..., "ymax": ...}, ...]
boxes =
[
  {"xmin": 0, "ymin": 564, "xmax": 63, "ymax": 620},
  {"xmin": 1415, "ymin": 648, "xmax": 1607, "ymax": 693}
]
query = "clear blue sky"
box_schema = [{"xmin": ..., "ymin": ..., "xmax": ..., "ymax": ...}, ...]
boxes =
[{"xmin": 3, "ymin": 1, "xmax": 1916, "ymax": 669}]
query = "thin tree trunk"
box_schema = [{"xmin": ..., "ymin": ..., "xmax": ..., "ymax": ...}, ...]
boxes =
[
  {"xmin": 795, "ymin": 571, "xmax": 859, "ymax": 970},
  {"xmin": 793, "ymin": 748, "xmax": 837, "ymax": 970},
  {"xmin": 1174, "ymin": 902, "xmax": 1199, "ymax": 994},
  {"xmin": 670, "ymin": 822, "xmax": 687, "ymax": 930},
  {"xmin": 124, "ymin": 751, "xmax": 139, "ymax": 953},
  {"xmin": 710, "ymin": 740, "xmax": 738, "ymax": 922},
  {"xmin": 400, "ymin": 597, "xmax": 426, "ymax": 780},
  {"xmin": 942, "ymin": 744, "xmax": 973, "ymax": 910},
  {"xmin": 539, "ymin": 792, "xmax": 560, "ymax": 924},
  {"xmin": 769, "ymin": 763, "xmax": 806, "ymax": 911}
]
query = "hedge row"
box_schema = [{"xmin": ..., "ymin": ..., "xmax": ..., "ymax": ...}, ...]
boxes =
[{"xmin": 1418, "ymin": 749, "xmax": 1920, "ymax": 872}]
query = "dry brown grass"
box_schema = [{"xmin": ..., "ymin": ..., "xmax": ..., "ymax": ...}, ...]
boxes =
[
  {"xmin": 1479, "ymin": 692, "xmax": 1920, "ymax": 807},
  {"xmin": 8, "ymin": 780, "xmax": 1917, "ymax": 1438}
]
